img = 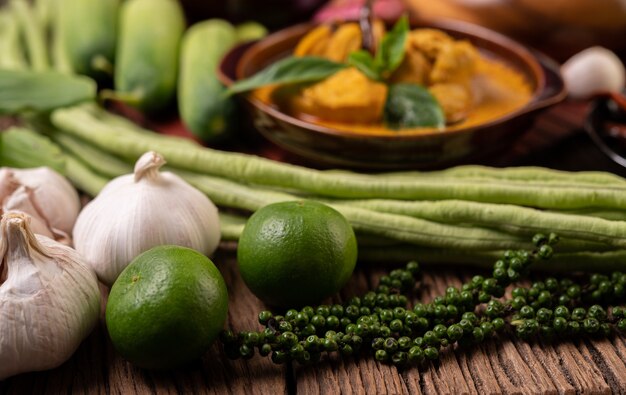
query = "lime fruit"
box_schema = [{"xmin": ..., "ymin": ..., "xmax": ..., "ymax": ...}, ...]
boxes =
[
  {"xmin": 237, "ymin": 200, "xmax": 357, "ymax": 307},
  {"xmin": 105, "ymin": 245, "xmax": 228, "ymax": 370}
]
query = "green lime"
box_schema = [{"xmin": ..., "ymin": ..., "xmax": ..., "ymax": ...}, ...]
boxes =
[
  {"xmin": 237, "ymin": 200, "xmax": 357, "ymax": 307},
  {"xmin": 105, "ymin": 245, "xmax": 228, "ymax": 370}
]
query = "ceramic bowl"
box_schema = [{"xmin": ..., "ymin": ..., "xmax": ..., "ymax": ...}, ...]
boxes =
[{"xmin": 218, "ymin": 20, "xmax": 567, "ymax": 169}]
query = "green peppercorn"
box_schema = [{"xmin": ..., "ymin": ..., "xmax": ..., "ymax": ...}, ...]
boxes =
[
  {"xmin": 568, "ymin": 321, "xmax": 581, "ymax": 335},
  {"xmin": 480, "ymin": 322, "xmax": 495, "ymax": 337},
  {"xmin": 492, "ymin": 318, "xmax": 505, "ymax": 331},
  {"xmin": 434, "ymin": 305, "xmax": 448, "ymax": 319},
  {"xmin": 340, "ymin": 317, "xmax": 352, "ymax": 327},
  {"xmin": 311, "ymin": 315, "xmax": 326, "ymax": 328},
  {"xmin": 351, "ymin": 335, "xmax": 363, "ymax": 349},
  {"xmin": 520, "ymin": 305, "xmax": 535, "ymax": 319},
  {"xmin": 258, "ymin": 311, "xmax": 273, "ymax": 326},
  {"xmin": 324, "ymin": 338, "xmax": 338, "ymax": 352},
  {"xmin": 341, "ymin": 344, "xmax": 354, "ymax": 357},
  {"xmin": 532, "ymin": 233, "xmax": 547, "ymax": 246},
  {"xmin": 280, "ymin": 332, "xmax": 298, "ymax": 347},
  {"xmin": 290, "ymin": 344, "xmax": 305, "ymax": 359},
  {"xmin": 380, "ymin": 326, "xmax": 392, "ymax": 337},
  {"xmin": 356, "ymin": 322, "xmax": 370, "ymax": 336},
  {"xmin": 406, "ymin": 261, "xmax": 420, "ymax": 276},
  {"xmin": 398, "ymin": 336, "xmax": 412, "ymax": 350},
  {"xmin": 392, "ymin": 351, "xmax": 408, "ymax": 366},
  {"xmin": 301, "ymin": 324, "xmax": 317, "ymax": 337},
  {"xmin": 538, "ymin": 244, "xmax": 553, "ymax": 259},
  {"xmin": 423, "ymin": 331, "xmax": 440, "ymax": 347},
  {"xmin": 375, "ymin": 349, "xmax": 388, "ymax": 362},
  {"xmin": 460, "ymin": 291, "xmax": 474, "ymax": 305},
  {"xmin": 572, "ymin": 307, "xmax": 586, "ymax": 321},
  {"xmin": 300, "ymin": 306, "xmax": 315, "ymax": 318},
  {"xmin": 583, "ymin": 318, "xmax": 600, "ymax": 334},
  {"xmin": 408, "ymin": 346, "xmax": 424, "ymax": 363},
  {"xmin": 326, "ymin": 315, "xmax": 340, "ymax": 329},
  {"xmin": 536, "ymin": 308, "xmax": 553, "ymax": 323},
  {"xmin": 346, "ymin": 305, "xmax": 360, "ymax": 319},
  {"xmin": 613, "ymin": 306, "xmax": 624, "ymax": 318},
  {"xmin": 390, "ymin": 319, "xmax": 403, "ymax": 332},
  {"xmin": 260, "ymin": 343, "xmax": 272, "ymax": 357},
  {"xmin": 617, "ymin": 319, "xmax": 626, "ymax": 332},
  {"xmin": 376, "ymin": 286, "xmax": 390, "ymax": 296},
  {"xmin": 278, "ymin": 321, "xmax": 293, "ymax": 333},
  {"xmin": 372, "ymin": 337, "xmax": 385, "ymax": 350},
  {"xmin": 447, "ymin": 324, "xmax": 464, "ymax": 341},
  {"xmin": 305, "ymin": 335, "xmax": 319, "ymax": 351},
  {"xmin": 384, "ymin": 337, "xmax": 399, "ymax": 353},
  {"xmin": 285, "ymin": 309, "xmax": 299, "ymax": 322},
  {"xmin": 295, "ymin": 312, "xmax": 310, "ymax": 327},
  {"xmin": 271, "ymin": 350, "xmax": 288, "ymax": 364},
  {"xmin": 459, "ymin": 319, "xmax": 474, "ymax": 334},
  {"xmin": 554, "ymin": 305, "xmax": 570, "ymax": 319},
  {"xmin": 424, "ymin": 347, "xmax": 439, "ymax": 360},
  {"xmin": 472, "ymin": 327, "xmax": 485, "ymax": 342},
  {"xmin": 588, "ymin": 305, "xmax": 607, "ymax": 321}
]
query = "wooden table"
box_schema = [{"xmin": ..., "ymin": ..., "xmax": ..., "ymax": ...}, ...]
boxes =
[{"xmin": 3, "ymin": 101, "xmax": 626, "ymax": 394}]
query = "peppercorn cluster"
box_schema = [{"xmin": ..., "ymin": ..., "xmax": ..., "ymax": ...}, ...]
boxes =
[{"xmin": 221, "ymin": 233, "xmax": 626, "ymax": 367}]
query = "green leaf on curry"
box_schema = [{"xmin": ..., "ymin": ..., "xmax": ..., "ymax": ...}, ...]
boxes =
[
  {"xmin": 375, "ymin": 15, "xmax": 409, "ymax": 77},
  {"xmin": 348, "ymin": 50, "xmax": 382, "ymax": 81},
  {"xmin": 384, "ymin": 83, "xmax": 445, "ymax": 130},
  {"xmin": 0, "ymin": 69, "xmax": 96, "ymax": 114},
  {"xmin": 226, "ymin": 56, "xmax": 347, "ymax": 95}
]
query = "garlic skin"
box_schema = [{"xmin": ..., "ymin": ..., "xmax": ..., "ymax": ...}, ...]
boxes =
[
  {"xmin": 0, "ymin": 212, "xmax": 101, "ymax": 380},
  {"xmin": 0, "ymin": 169, "xmax": 19, "ymax": 202},
  {"xmin": 3, "ymin": 186, "xmax": 57, "ymax": 240},
  {"xmin": 73, "ymin": 151, "xmax": 221, "ymax": 285},
  {"xmin": 562, "ymin": 46, "xmax": 626, "ymax": 99},
  {"xmin": 8, "ymin": 167, "xmax": 81, "ymax": 236}
]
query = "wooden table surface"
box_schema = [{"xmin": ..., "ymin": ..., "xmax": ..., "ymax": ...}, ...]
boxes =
[{"xmin": 3, "ymin": 101, "xmax": 626, "ymax": 395}]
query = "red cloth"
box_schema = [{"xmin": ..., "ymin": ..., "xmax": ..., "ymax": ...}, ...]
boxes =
[{"xmin": 314, "ymin": 0, "xmax": 406, "ymax": 22}]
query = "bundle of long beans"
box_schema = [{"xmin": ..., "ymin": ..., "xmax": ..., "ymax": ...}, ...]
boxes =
[{"xmin": 1, "ymin": 102, "xmax": 624, "ymax": 272}]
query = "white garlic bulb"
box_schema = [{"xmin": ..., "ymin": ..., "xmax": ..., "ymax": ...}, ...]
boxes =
[
  {"xmin": 7, "ymin": 167, "xmax": 81, "ymax": 237},
  {"xmin": 73, "ymin": 151, "xmax": 221, "ymax": 285},
  {"xmin": 0, "ymin": 212, "xmax": 101, "ymax": 380},
  {"xmin": 562, "ymin": 46, "xmax": 626, "ymax": 99}
]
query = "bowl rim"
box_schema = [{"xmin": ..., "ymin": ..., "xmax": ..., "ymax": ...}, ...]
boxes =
[{"xmin": 219, "ymin": 19, "xmax": 567, "ymax": 141}]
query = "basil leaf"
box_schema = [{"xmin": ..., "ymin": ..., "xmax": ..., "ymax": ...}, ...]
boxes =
[
  {"xmin": 384, "ymin": 83, "xmax": 445, "ymax": 129},
  {"xmin": 375, "ymin": 15, "xmax": 409, "ymax": 77},
  {"xmin": 0, "ymin": 69, "xmax": 96, "ymax": 114},
  {"xmin": 348, "ymin": 50, "xmax": 382, "ymax": 81},
  {"xmin": 227, "ymin": 56, "xmax": 347, "ymax": 95}
]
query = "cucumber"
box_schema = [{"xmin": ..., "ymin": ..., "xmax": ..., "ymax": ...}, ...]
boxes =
[
  {"xmin": 113, "ymin": 0, "xmax": 185, "ymax": 113},
  {"xmin": 56, "ymin": 0, "xmax": 120, "ymax": 79},
  {"xmin": 235, "ymin": 22, "xmax": 268, "ymax": 43},
  {"xmin": 178, "ymin": 19, "xmax": 238, "ymax": 141}
]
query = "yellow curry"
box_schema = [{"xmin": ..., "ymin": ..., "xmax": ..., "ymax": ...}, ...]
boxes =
[{"xmin": 254, "ymin": 23, "xmax": 533, "ymax": 135}]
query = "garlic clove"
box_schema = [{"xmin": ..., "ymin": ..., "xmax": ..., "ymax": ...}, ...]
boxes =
[
  {"xmin": 0, "ymin": 211, "xmax": 100, "ymax": 380},
  {"xmin": 561, "ymin": 46, "xmax": 626, "ymax": 99},
  {"xmin": 3, "ymin": 186, "xmax": 57, "ymax": 241},
  {"xmin": 73, "ymin": 151, "xmax": 221, "ymax": 285},
  {"xmin": 9, "ymin": 167, "xmax": 81, "ymax": 236},
  {"xmin": 0, "ymin": 168, "xmax": 19, "ymax": 202}
]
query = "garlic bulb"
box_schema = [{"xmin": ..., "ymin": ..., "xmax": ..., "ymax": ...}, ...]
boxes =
[
  {"xmin": 562, "ymin": 46, "xmax": 626, "ymax": 99},
  {"xmin": 0, "ymin": 212, "xmax": 101, "ymax": 380},
  {"xmin": 0, "ymin": 169, "xmax": 19, "ymax": 201},
  {"xmin": 73, "ymin": 151, "xmax": 221, "ymax": 285},
  {"xmin": 9, "ymin": 167, "xmax": 81, "ymax": 236}
]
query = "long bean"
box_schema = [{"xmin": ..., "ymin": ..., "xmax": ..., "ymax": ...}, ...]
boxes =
[
  {"xmin": 178, "ymin": 169, "xmax": 596, "ymax": 252},
  {"xmin": 0, "ymin": 10, "xmax": 27, "ymax": 70},
  {"xmin": 63, "ymin": 153, "xmax": 108, "ymax": 196},
  {"xmin": 328, "ymin": 199, "xmax": 626, "ymax": 248},
  {"xmin": 51, "ymin": 105, "xmax": 626, "ymax": 210},
  {"xmin": 11, "ymin": 0, "xmax": 49, "ymax": 71},
  {"xmin": 42, "ymin": 127, "xmax": 133, "ymax": 178},
  {"xmin": 358, "ymin": 246, "xmax": 626, "ymax": 273},
  {"xmin": 383, "ymin": 165, "xmax": 626, "ymax": 186}
]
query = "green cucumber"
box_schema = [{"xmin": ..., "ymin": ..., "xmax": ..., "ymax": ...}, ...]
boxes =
[
  {"xmin": 56, "ymin": 0, "xmax": 120, "ymax": 79},
  {"xmin": 112, "ymin": 0, "xmax": 185, "ymax": 113},
  {"xmin": 178, "ymin": 19, "xmax": 237, "ymax": 141},
  {"xmin": 235, "ymin": 22, "xmax": 268, "ymax": 43}
]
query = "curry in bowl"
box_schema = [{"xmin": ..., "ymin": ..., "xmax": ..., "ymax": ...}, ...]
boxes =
[{"xmin": 231, "ymin": 18, "xmax": 533, "ymax": 136}]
